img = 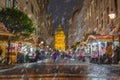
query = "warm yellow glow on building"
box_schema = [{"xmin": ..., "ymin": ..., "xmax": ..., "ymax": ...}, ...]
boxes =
[{"xmin": 55, "ymin": 25, "xmax": 65, "ymax": 51}]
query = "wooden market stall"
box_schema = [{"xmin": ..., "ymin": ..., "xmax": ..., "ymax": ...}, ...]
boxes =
[{"xmin": 0, "ymin": 22, "xmax": 14, "ymax": 63}]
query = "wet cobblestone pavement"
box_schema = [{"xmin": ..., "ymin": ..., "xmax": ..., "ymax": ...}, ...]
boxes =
[{"xmin": 0, "ymin": 62, "xmax": 120, "ymax": 80}]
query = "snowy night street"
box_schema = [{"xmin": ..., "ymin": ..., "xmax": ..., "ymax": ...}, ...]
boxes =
[{"xmin": 0, "ymin": 0, "xmax": 120, "ymax": 80}]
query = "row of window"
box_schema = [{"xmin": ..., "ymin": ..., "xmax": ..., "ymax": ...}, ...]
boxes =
[
  {"xmin": 5, "ymin": 0, "xmax": 19, "ymax": 8},
  {"xmin": 85, "ymin": 0, "xmax": 118, "ymax": 21},
  {"xmin": 83, "ymin": 0, "xmax": 118, "ymax": 33}
]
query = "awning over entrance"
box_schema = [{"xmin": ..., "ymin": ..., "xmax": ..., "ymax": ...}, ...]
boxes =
[
  {"xmin": 0, "ymin": 22, "xmax": 13, "ymax": 36},
  {"xmin": 85, "ymin": 35, "xmax": 119, "ymax": 43}
]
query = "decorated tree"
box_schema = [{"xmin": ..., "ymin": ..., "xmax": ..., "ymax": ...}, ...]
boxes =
[{"xmin": 0, "ymin": 8, "xmax": 35, "ymax": 40}]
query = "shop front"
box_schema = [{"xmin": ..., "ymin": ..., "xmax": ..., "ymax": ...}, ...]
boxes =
[
  {"xmin": 84, "ymin": 35, "xmax": 119, "ymax": 64},
  {"xmin": 0, "ymin": 22, "xmax": 14, "ymax": 64}
]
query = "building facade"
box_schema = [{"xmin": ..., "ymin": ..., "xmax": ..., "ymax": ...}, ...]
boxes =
[
  {"xmin": 68, "ymin": 9, "xmax": 82, "ymax": 46},
  {"xmin": 37, "ymin": 0, "xmax": 54, "ymax": 48},
  {"xmin": 68, "ymin": 1, "xmax": 85, "ymax": 46},
  {"xmin": 68, "ymin": 0, "xmax": 120, "ymax": 47},
  {"xmin": 82, "ymin": 0, "xmax": 120, "ymax": 42}
]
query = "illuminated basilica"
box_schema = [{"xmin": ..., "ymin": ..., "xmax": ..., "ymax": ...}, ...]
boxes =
[{"xmin": 55, "ymin": 25, "xmax": 65, "ymax": 51}]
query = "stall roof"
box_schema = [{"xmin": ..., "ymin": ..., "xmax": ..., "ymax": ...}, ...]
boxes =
[
  {"xmin": 86, "ymin": 35, "xmax": 119, "ymax": 43},
  {"xmin": 0, "ymin": 22, "xmax": 14, "ymax": 36}
]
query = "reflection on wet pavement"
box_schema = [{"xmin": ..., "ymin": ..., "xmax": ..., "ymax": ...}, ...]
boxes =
[{"xmin": 0, "ymin": 63, "xmax": 120, "ymax": 80}]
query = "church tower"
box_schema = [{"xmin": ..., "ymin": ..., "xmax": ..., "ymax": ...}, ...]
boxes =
[{"xmin": 55, "ymin": 25, "xmax": 65, "ymax": 51}]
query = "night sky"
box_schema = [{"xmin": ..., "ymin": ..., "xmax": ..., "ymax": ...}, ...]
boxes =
[{"xmin": 48, "ymin": 0, "xmax": 83, "ymax": 35}]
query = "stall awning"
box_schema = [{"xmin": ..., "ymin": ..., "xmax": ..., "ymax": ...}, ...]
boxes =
[
  {"xmin": 86, "ymin": 35, "xmax": 119, "ymax": 43},
  {"xmin": 0, "ymin": 22, "xmax": 14, "ymax": 36}
]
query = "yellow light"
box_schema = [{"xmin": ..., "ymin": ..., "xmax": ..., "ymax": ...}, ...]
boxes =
[{"xmin": 40, "ymin": 41, "xmax": 44, "ymax": 44}]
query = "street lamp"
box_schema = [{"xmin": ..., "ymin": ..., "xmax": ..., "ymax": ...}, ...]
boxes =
[{"xmin": 108, "ymin": 12, "xmax": 116, "ymax": 20}]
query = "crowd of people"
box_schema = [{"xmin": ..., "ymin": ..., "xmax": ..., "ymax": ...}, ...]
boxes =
[
  {"xmin": 87, "ymin": 45, "xmax": 120, "ymax": 64},
  {"xmin": 14, "ymin": 45, "xmax": 120, "ymax": 64},
  {"xmin": 16, "ymin": 47, "xmax": 88, "ymax": 64}
]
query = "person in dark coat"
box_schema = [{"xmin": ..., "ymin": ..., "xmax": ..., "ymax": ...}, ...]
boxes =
[
  {"xmin": 52, "ymin": 49, "xmax": 59, "ymax": 62},
  {"xmin": 17, "ymin": 52, "xmax": 24, "ymax": 63}
]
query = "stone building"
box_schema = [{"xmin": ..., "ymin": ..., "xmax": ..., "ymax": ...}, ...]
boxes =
[
  {"xmin": 82, "ymin": 0, "xmax": 120, "ymax": 42},
  {"xmin": 68, "ymin": 1, "xmax": 85, "ymax": 46},
  {"xmin": 37, "ymin": 0, "xmax": 54, "ymax": 48},
  {"xmin": 68, "ymin": 0, "xmax": 120, "ymax": 46},
  {"xmin": 68, "ymin": 9, "xmax": 81, "ymax": 46}
]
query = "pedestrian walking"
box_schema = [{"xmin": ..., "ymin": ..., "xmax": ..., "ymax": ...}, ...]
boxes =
[{"xmin": 17, "ymin": 52, "xmax": 24, "ymax": 63}]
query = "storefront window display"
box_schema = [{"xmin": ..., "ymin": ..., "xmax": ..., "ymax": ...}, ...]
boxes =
[
  {"xmin": 92, "ymin": 45, "xmax": 98, "ymax": 58},
  {"xmin": 99, "ymin": 42, "xmax": 106, "ymax": 56},
  {"xmin": 90, "ymin": 41, "xmax": 105, "ymax": 57}
]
